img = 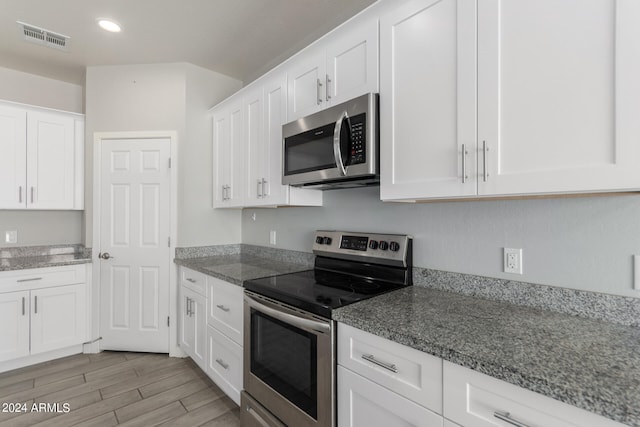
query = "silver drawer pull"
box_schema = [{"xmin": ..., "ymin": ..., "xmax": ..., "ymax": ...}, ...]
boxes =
[
  {"xmin": 186, "ymin": 278, "xmax": 196, "ymax": 283},
  {"xmin": 22, "ymin": 297, "xmax": 25, "ymax": 316},
  {"xmin": 361, "ymin": 354, "xmax": 398, "ymax": 373},
  {"xmin": 216, "ymin": 304, "xmax": 230, "ymax": 312},
  {"xmin": 17, "ymin": 277, "xmax": 42, "ymax": 283},
  {"xmin": 494, "ymin": 411, "xmax": 530, "ymax": 427},
  {"xmin": 216, "ymin": 358, "xmax": 229, "ymax": 370}
]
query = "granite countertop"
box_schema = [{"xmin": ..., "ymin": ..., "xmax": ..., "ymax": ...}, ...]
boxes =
[
  {"xmin": 333, "ymin": 286, "xmax": 640, "ymax": 426},
  {"xmin": 0, "ymin": 253, "xmax": 91, "ymax": 272},
  {"xmin": 174, "ymin": 254, "xmax": 312, "ymax": 286}
]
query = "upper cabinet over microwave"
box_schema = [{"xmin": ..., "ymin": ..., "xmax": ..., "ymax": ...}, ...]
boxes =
[
  {"xmin": 287, "ymin": 17, "xmax": 379, "ymax": 122},
  {"xmin": 380, "ymin": 0, "xmax": 640, "ymax": 201}
]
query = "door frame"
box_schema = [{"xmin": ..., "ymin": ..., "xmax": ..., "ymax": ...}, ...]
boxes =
[{"xmin": 91, "ymin": 131, "xmax": 181, "ymax": 357}]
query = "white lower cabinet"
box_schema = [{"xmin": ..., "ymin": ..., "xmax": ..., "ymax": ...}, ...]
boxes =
[
  {"xmin": 0, "ymin": 265, "xmax": 88, "ymax": 368},
  {"xmin": 178, "ymin": 266, "xmax": 243, "ymax": 405},
  {"xmin": 443, "ymin": 360, "xmax": 627, "ymax": 427},
  {"xmin": 338, "ymin": 366, "xmax": 443, "ymax": 427},
  {"xmin": 180, "ymin": 285, "xmax": 207, "ymax": 371},
  {"xmin": 206, "ymin": 325, "xmax": 243, "ymax": 405}
]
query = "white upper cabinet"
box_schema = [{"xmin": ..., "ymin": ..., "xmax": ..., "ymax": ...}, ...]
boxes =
[
  {"xmin": 380, "ymin": 0, "xmax": 477, "ymax": 201},
  {"xmin": 477, "ymin": 0, "xmax": 640, "ymax": 196},
  {"xmin": 287, "ymin": 17, "xmax": 379, "ymax": 122},
  {"xmin": 0, "ymin": 104, "xmax": 27, "ymax": 209},
  {"xmin": 381, "ymin": 0, "xmax": 640, "ymax": 201},
  {"xmin": 213, "ymin": 99, "xmax": 245, "ymax": 208},
  {"xmin": 0, "ymin": 102, "xmax": 83, "ymax": 210}
]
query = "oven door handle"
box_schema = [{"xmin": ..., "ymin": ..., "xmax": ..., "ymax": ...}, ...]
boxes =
[
  {"xmin": 245, "ymin": 294, "xmax": 331, "ymax": 334},
  {"xmin": 333, "ymin": 111, "xmax": 350, "ymax": 176}
]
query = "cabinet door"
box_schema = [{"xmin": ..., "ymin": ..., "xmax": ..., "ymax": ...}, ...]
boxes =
[
  {"xmin": 287, "ymin": 50, "xmax": 326, "ymax": 121},
  {"xmin": 380, "ymin": 0, "xmax": 477, "ymax": 201},
  {"xmin": 0, "ymin": 291, "xmax": 30, "ymax": 362},
  {"xmin": 26, "ymin": 111, "xmax": 76, "ymax": 209},
  {"xmin": 30, "ymin": 284, "xmax": 86, "ymax": 355},
  {"xmin": 180, "ymin": 286, "xmax": 207, "ymax": 370},
  {"xmin": 262, "ymin": 73, "xmax": 288, "ymax": 205},
  {"xmin": 245, "ymin": 86, "xmax": 265, "ymax": 204},
  {"xmin": 206, "ymin": 325, "xmax": 242, "ymax": 406},
  {"xmin": 325, "ymin": 18, "xmax": 379, "ymax": 106},
  {"xmin": 477, "ymin": 0, "xmax": 640, "ymax": 196},
  {"xmin": 207, "ymin": 277, "xmax": 243, "ymax": 346},
  {"xmin": 212, "ymin": 100, "xmax": 244, "ymax": 207},
  {"xmin": 0, "ymin": 105, "xmax": 27, "ymax": 209},
  {"xmin": 338, "ymin": 366, "xmax": 444, "ymax": 427}
]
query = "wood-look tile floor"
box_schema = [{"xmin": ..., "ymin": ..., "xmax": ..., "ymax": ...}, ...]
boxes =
[{"xmin": 0, "ymin": 352, "xmax": 241, "ymax": 427}]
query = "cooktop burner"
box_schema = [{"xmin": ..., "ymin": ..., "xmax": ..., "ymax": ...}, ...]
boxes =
[
  {"xmin": 243, "ymin": 231, "xmax": 413, "ymax": 319},
  {"xmin": 243, "ymin": 269, "xmax": 407, "ymax": 318}
]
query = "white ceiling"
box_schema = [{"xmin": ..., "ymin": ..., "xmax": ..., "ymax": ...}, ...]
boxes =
[{"xmin": 0, "ymin": 0, "xmax": 377, "ymax": 86}]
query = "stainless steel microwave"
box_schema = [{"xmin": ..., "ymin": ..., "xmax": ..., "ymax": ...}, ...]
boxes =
[{"xmin": 282, "ymin": 93, "xmax": 379, "ymax": 189}]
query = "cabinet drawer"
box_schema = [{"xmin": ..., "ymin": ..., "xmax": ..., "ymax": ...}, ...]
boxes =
[
  {"xmin": 443, "ymin": 361, "xmax": 626, "ymax": 427},
  {"xmin": 206, "ymin": 325, "xmax": 242, "ymax": 406},
  {"xmin": 207, "ymin": 276, "xmax": 243, "ymax": 345},
  {"xmin": 0, "ymin": 264, "xmax": 86, "ymax": 292},
  {"xmin": 338, "ymin": 366, "xmax": 443, "ymax": 427},
  {"xmin": 338, "ymin": 323, "xmax": 442, "ymax": 414},
  {"xmin": 179, "ymin": 267, "xmax": 207, "ymax": 296}
]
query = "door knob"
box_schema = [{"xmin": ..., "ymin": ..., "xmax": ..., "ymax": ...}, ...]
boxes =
[{"xmin": 99, "ymin": 252, "xmax": 114, "ymax": 260}]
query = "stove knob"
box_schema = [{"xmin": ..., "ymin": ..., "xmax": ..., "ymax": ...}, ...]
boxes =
[
  {"xmin": 316, "ymin": 236, "xmax": 324, "ymax": 244},
  {"xmin": 368, "ymin": 240, "xmax": 378, "ymax": 250},
  {"xmin": 379, "ymin": 241, "xmax": 389, "ymax": 251},
  {"xmin": 323, "ymin": 237, "xmax": 333, "ymax": 245},
  {"xmin": 389, "ymin": 241, "xmax": 400, "ymax": 252}
]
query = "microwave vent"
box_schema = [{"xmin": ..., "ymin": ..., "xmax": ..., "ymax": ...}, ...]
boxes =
[{"xmin": 18, "ymin": 21, "xmax": 70, "ymax": 51}]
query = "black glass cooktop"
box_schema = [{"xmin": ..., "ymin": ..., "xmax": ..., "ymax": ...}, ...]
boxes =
[{"xmin": 244, "ymin": 268, "xmax": 408, "ymax": 319}]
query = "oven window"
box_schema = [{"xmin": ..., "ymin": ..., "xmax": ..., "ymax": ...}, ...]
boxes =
[
  {"xmin": 250, "ymin": 309, "xmax": 318, "ymax": 419},
  {"xmin": 284, "ymin": 123, "xmax": 336, "ymax": 175}
]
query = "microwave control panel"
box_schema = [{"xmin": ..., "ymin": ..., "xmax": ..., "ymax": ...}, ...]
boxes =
[{"xmin": 348, "ymin": 113, "xmax": 366, "ymax": 165}]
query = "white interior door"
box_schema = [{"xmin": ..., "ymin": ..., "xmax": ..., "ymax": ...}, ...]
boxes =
[{"xmin": 100, "ymin": 137, "xmax": 171, "ymax": 353}]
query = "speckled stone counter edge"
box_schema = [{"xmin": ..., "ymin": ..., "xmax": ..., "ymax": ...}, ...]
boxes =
[
  {"xmin": 0, "ymin": 244, "xmax": 85, "ymax": 258},
  {"xmin": 174, "ymin": 244, "xmax": 241, "ymax": 259},
  {"xmin": 415, "ymin": 267, "xmax": 640, "ymax": 327},
  {"xmin": 175, "ymin": 244, "xmax": 314, "ymax": 267}
]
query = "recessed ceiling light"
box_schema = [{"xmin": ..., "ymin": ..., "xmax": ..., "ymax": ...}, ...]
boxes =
[{"xmin": 97, "ymin": 18, "xmax": 121, "ymax": 33}]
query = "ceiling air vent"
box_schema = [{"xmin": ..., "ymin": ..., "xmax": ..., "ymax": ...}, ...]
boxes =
[{"xmin": 17, "ymin": 21, "xmax": 70, "ymax": 51}]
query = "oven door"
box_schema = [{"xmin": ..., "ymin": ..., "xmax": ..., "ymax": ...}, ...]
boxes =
[{"xmin": 243, "ymin": 292, "xmax": 334, "ymax": 427}]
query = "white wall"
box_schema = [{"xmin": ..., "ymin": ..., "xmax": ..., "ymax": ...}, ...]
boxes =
[
  {"xmin": 242, "ymin": 187, "xmax": 640, "ymax": 298},
  {"xmin": 0, "ymin": 67, "xmax": 84, "ymax": 248},
  {"xmin": 85, "ymin": 63, "xmax": 242, "ymax": 248}
]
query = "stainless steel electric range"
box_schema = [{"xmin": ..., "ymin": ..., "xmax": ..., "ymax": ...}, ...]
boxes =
[{"xmin": 241, "ymin": 230, "xmax": 413, "ymax": 427}]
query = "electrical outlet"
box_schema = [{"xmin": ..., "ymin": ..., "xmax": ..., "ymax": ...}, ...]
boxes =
[
  {"xmin": 269, "ymin": 230, "xmax": 276, "ymax": 246},
  {"xmin": 504, "ymin": 248, "xmax": 523, "ymax": 274},
  {"xmin": 5, "ymin": 230, "xmax": 17, "ymax": 244}
]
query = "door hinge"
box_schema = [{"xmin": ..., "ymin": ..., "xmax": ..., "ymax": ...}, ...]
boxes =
[
  {"xmin": 168, "ymin": 237, "xmax": 171, "ymax": 247},
  {"xmin": 167, "ymin": 316, "xmax": 170, "ymax": 327},
  {"xmin": 168, "ymin": 158, "xmax": 171, "ymax": 169}
]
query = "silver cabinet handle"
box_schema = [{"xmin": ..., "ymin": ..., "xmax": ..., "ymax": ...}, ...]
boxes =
[
  {"xmin": 216, "ymin": 304, "xmax": 230, "ymax": 312},
  {"xmin": 361, "ymin": 354, "xmax": 398, "ymax": 373},
  {"xmin": 494, "ymin": 411, "xmax": 530, "ymax": 427},
  {"xmin": 22, "ymin": 297, "xmax": 25, "ymax": 316},
  {"xmin": 34, "ymin": 296, "xmax": 37, "ymax": 314},
  {"xmin": 186, "ymin": 278, "xmax": 196, "ymax": 283},
  {"xmin": 18, "ymin": 186, "xmax": 22, "ymax": 203},
  {"xmin": 185, "ymin": 297, "xmax": 190, "ymax": 317},
  {"xmin": 317, "ymin": 78, "xmax": 323, "ymax": 105},
  {"xmin": 261, "ymin": 178, "xmax": 268, "ymax": 198},
  {"xmin": 257, "ymin": 179, "xmax": 262, "ymax": 198},
  {"xmin": 226, "ymin": 185, "xmax": 231, "ymax": 200},
  {"xmin": 30, "ymin": 187, "xmax": 34, "ymax": 204},
  {"xmin": 221, "ymin": 185, "xmax": 226, "ymax": 200},
  {"xmin": 326, "ymin": 74, "xmax": 331, "ymax": 100},
  {"xmin": 462, "ymin": 144, "xmax": 468, "ymax": 183},
  {"xmin": 17, "ymin": 277, "xmax": 42, "ymax": 283},
  {"xmin": 215, "ymin": 358, "xmax": 229, "ymax": 370},
  {"xmin": 333, "ymin": 110, "xmax": 350, "ymax": 176},
  {"xmin": 246, "ymin": 406, "xmax": 271, "ymax": 427},
  {"xmin": 483, "ymin": 140, "xmax": 489, "ymax": 182}
]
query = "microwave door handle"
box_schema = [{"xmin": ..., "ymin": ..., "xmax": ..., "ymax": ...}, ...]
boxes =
[{"xmin": 333, "ymin": 111, "xmax": 349, "ymax": 176}]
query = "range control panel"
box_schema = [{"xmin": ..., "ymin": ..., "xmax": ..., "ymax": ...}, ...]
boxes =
[{"xmin": 312, "ymin": 230, "xmax": 412, "ymax": 268}]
